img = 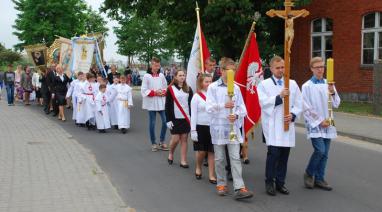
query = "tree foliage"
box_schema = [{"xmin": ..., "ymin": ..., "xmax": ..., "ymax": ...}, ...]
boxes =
[
  {"xmin": 101, "ymin": 0, "xmax": 312, "ymax": 63},
  {"xmin": 114, "ymin": 11, "xmax": 174, "ymax": 65},
  {"xmin": 12, "ymin": 0, "xmax": 108, "ymax": 50},
  {"xmin": 0, "ymin": 43, "xmax": 22, "ymax": 65}
]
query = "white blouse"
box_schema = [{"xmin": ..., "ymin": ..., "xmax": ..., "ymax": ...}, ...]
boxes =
[{"xmin": 190, "ymin": 91, "xmax": 210, "ymax": 131}]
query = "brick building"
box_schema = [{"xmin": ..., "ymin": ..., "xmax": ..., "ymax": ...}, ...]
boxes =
[{"xmin": 291, "ymin": 0, "xmax": 382, "ymax": 102}]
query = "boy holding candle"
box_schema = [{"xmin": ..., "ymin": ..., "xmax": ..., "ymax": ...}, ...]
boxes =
[
  {"xmin": 302, "ymin": 57, "xmax": 340, "ymax": 191},
  {"xmin": 206, "ymin": 57, "xmax": 253, "ymax": 200}
]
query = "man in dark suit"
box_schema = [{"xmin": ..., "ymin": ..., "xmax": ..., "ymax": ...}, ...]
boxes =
[
  {"xmin": 204, "ymin": 58, "xmax": 220, "ymax": 82},
  {"xmin": 46, "ymin": 64, "xmax": 58, "ymax": 116}
]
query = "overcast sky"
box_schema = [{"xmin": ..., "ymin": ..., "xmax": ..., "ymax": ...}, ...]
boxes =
[{"xmin": 0, "ymin": 0, "xmax": 126, "ymax": 63}]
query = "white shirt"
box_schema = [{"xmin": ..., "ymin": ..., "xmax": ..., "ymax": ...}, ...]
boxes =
[
  {"xmin": 141, "ymin": 73, "xmax": 167, "ymax": 111},
  {"xmin": 302, "ymin": 79, "xmax": 341, "ymax": 139},
  {"xmin": 206, "ymin": 79, "xmax": 247, "ymax": 145},
  {"xmin": 257, "ymin": 77, "xmax": 303, "ymax": 147},
  {"xmin": 31, "ymin": 73, "xmax": 41, "ymax": 88},
  {"xmin": 171, "ymin": 85, "xmax": 190, "ymax": 119},
  {"xmin": 190, "ymin": 91, "xmax": 210, "ymax": 131}
]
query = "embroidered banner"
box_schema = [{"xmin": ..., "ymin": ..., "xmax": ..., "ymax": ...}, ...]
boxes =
[{"xmin": 71, "ymin": 37, "xmax": 96, "ymax": 73}]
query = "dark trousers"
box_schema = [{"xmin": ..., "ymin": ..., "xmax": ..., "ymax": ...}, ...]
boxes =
[
  {"xmin": 42, "ymin": 91, "xmax": 51, "ymax": 112},
  {"xmin": 265, "ymin": 146, "xmax": 291, "ymax": 187},
  {"xmin": 51, "ymin": 94, "xmax": 59, "ymax": 114}
]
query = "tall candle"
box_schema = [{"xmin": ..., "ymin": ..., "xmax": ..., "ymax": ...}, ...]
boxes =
[
  {"xmin": 326, "ymin": 58, "xmax": 334, "ymax": 82},
  {"xmin": 227, "ymin": 69, "xmax": 234, "ymax": 95}
]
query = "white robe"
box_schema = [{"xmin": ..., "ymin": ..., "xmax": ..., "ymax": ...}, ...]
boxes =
[
  {"xmin": 76, "ymin": 81, "xmax": 99, "ymax": 124},
  {"xmin": 257, "ymin": 77, "xmax": 303, "ymax": 147},
  {"xmin": 95, "ymin": 92, "xmax": 111, "ymax": 130},
  {"xmin": 141, "ymin": 73, "xmax": 167, "ymax": 111},
  {"xmin": 302, "ymin": 79, "xmax": 341, "ymax": 139},
  {"xmin": 106, "ymin": 83, "xmax": 119, "ymax": 126},
  {"xmin": 116, "ymin": 84, "xmax": 133, "ymax": 129},
  {"xmin": 205, "ymin": 79, "xmax": 247, "ymax": 145},
  {"xmin": 66, "ymin": 79, "xmax": 84, "ymax": 120}
]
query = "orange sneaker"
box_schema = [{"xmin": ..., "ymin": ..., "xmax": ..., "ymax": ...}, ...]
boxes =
[{"xmin": 216, "ymin": 185, "xmax": 228, "ymax": 196}]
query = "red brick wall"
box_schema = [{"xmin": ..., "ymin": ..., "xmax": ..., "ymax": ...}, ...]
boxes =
[{"xmin": 291, "ymin": 0, "xmax": 382, "ymax": 100}]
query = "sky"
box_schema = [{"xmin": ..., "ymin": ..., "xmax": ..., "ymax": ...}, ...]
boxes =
[{"xmin": 0, "ymin": 0, "xmax": 127, "ymax": 63}]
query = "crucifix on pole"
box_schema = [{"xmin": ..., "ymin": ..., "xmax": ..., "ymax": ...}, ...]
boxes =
[{"xmin": 266, "ymin": 0, "xmax": 309, "ymax": 131}]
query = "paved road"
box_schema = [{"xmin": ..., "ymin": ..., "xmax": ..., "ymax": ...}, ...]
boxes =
[{"xmin": 31, "ymin": 91, "xmax": 382, "ymax": 212}]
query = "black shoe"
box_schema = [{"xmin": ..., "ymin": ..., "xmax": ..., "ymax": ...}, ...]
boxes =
[
  {"xmin": 52, "ymin": 113, "xmax": 58, "ymax": 117},
  {"xmin": 195, "ymin": 173, "xmax": 202, "ymax": 180},
  {"xmin": 99, "ymin": 129, "xmax": 106, "ymax": 133},
  {"xmin": 114, "ymin": 125, "xmax": 118, "ymax": 130},
  {"xmin": 227, "ymin": 171, "xmax": 233, "ymax": 181},
  {"xmin": 276, "ymin": 185, "xmax": 290, "ymax": 195},
  {"xmin": 180, "ymin": 163, "xmax": 189, "ymax": 169},
  {"xmin": 209, "ymin": 179, "xmax": 217, "ymax": 184},
  {"xmin": 45, "ymin": 111, "xmax": 50, "ymax": 114},
  {"xmin": 168, "ymin": 159, "xmax": 173, "ymax": 165},
  {"xmin": 266, "ymin": 183, "xmax": 276, "ymax": 196},
  {"xmin": 243, "ymin": 159, "xmax": 250, "ymax": 164},
  {"xmin": 121, "ymin": 128, "xmax": 127, "ymax": 134}
]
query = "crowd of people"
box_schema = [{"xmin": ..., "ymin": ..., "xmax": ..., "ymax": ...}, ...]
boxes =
[{"xmin": 0, "ymin": 55, "xmax": 340, "ymax": 201}]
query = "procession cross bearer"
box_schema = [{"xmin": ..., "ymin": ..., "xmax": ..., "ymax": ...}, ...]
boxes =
[{"xmin": 266, "ymin": 0, "xmax": 309, "ymax": 131}]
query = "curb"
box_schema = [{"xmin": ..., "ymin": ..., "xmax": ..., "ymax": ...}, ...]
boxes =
[{"xmin": 296, "ymin": 123, "xmax": 382, "ymax": 145}]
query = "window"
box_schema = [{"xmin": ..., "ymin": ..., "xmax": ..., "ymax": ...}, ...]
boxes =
[
  {"xmin": 311, "ymin": 18, "xmax": 333, "ymax": 61},
  {"xmin": 362, "ymin": 12, "xmax": 382, "ymax": 65}
]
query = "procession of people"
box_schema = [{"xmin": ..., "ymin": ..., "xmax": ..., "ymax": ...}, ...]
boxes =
[{"xmin": 0, "ymin": 53, "xmax": 340, "ymax": 201}]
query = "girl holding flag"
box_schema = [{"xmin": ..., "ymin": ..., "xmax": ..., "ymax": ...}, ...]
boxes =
[{"xmin": 166, "ymin": 69, "xmax": 193, "ymax": 168}]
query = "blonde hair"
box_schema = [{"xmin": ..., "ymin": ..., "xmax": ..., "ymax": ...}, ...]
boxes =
[
  {"xmin": 310, "ymin": 57, "xmax": 324, "ymax": 68},
  {"xmin": 270, "ymin": 55, "xmax": 284, "ymax": 66},
  {"xmin": 197, "ymin": 73, "xmax": 212, "ymax": 91},
  {"xmin": 219, "ymin": 57, "xmax": 236, "ymax": 70}
]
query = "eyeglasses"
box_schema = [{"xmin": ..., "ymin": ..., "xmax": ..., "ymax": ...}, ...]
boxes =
[{"xmin": 311, "ymin": 66, "xmax": 325, "ymax": 69}]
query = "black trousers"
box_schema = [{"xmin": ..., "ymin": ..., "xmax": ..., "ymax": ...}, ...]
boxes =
[
  {"xmin": 42, "ymin": 91, "xmax": 51, "ymax": 112},
  {"xmin": 265, "ymin": 146, "xmax": 291, "ymax": 187},
  {"xmin": 51, "ymin": 94, "xmax": 59, "ymax": 114}
]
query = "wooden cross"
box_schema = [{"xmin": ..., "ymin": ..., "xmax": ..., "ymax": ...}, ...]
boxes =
[{"xmin": 266, "ymin": 0, "xmax": 309, "ymax": 131}]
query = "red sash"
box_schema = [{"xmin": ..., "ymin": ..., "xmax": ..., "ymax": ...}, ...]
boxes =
[
  {"xmin": 197, "ymin": 92, "xmax": 206, "ymax": 101},
  {"xmin": 168, "ymin": 86, "xmax": 190, "ymax": 124}
]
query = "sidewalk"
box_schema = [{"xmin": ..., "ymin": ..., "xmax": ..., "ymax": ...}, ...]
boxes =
[
  {"xmin": 297, "ymin": 112, "xmax": 382, "ymax": 144},
  {"xmin": 0, "ymin": 101, "xmax": 132, "ymax": 211}
]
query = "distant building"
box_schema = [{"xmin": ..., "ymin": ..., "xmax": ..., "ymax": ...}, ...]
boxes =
[{"xmin": 291, "ymin": 0, "xmax": 382, "ymax": 102}]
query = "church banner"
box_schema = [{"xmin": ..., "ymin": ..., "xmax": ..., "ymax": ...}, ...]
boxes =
[
  {"xmin": 71, "ymin": 37, "xmax": 96, "ymax": 73},
  {"xmin": 58, "ymin": 37, "xmax": 73, "ymax": 76},
  {"xmin": 24, "ymin": 44, "xmax": 48, "ymax": 68}
]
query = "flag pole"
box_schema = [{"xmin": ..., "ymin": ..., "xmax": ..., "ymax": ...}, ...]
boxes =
[
  {"xmin": 238, "ymin": 21, "xmax": 256, "ymax": 67},
  {"xmin": 237, "ymin": 21, "xmax": 257, "ymax": 163},
  {"xmin": 195, "ymin": 2, "xmax": 205, "ymax": 73}
]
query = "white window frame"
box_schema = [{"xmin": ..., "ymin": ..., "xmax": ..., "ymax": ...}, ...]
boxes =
[
  {"xmin": 361, "ymin": 12, "xmax": 382, "ymax": 65},
  {"xmin": 311, "ymin": 18, "xmax": 333, "ymax": 61}
]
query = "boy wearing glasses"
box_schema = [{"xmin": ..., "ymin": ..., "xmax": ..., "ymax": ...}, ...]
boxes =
[{"xmin": 302, "ymin": 57, "xmax": 340, "ymax": 191}]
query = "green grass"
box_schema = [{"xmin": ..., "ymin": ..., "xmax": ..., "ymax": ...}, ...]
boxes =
[{"xmin": 335, "ymin": 101, "xmax": 382, "ymax": 117}]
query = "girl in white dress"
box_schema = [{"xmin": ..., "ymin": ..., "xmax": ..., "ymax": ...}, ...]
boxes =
[
  {"xmin": 95, "ymin": 84, "xmax": 111, "ymax": 133},
  {"xmin": 116, "ymin": 75, "xmax": 133, "ymax": 134},
  {"xmin": 77, "ymin": 73, "xmax": 98, "ymax": 130},
  {"xmin": 107, "ymin": 75, "xmax": 120, "ymax": 129}
]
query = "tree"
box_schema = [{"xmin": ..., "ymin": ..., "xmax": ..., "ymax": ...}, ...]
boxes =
[
  {"xmin": 12, "ymin": 0, "xmax": 108, "ymax": 50},
  {"xmin": 114, "ymin": 12, "xmax": 174, "ymax": 66},
  {"xmin": 0, "ymin": 43, "xmax": 22, "ymax": 65},
  {"xmin": 101, "ymin": 0, "xmax": 312, "ymax": 63}
]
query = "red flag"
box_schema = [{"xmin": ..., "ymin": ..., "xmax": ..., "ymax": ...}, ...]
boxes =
[{"xmin": 235, "ymin": 33, "xmax": 263, "ymax": 137}]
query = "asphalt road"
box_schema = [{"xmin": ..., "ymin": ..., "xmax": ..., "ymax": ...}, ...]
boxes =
[{"xmin": 31, "ymin": 91, "xmax": 382, "ymax": 212}]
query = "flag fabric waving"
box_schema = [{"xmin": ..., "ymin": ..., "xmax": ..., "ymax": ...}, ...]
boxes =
[
  {"xmin": 235, "ymin": 32, "xmax": 263, "ymax": 137},
  {"xmin": 186, "ymin": 25, "xmax": 210, "ymax": 92}
]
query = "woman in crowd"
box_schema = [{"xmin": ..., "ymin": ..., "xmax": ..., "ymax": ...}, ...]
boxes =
[
  {"xmin": 20, "ymin": 66, "xmax": 33, "ymax": 105},
  {"xmin": 191, "ymin": 74, "xmax": 216, "ymax": 183},
  {"xmin": 166, "ymin": 69, "xmax": 193, "ymax": 168},
  {"xmin": 52, "ymin": 65, "xmax": 70, "ymax": 121},
  {"xmin": 32, "ymin": 68, "xmax": 43, "ymax": 105},
  {"xmin": 15, "ymin": 65, "xmax": 23, "ymax": 102}
]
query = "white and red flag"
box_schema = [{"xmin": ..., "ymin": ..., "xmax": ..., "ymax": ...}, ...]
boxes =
[
  {"xmin": 235, "ymin": 32, "xmax": 263, "ymax": 137},
  {"xmin": 186, "ymin": 24, "xmax": 210, "ymax": 92}
]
